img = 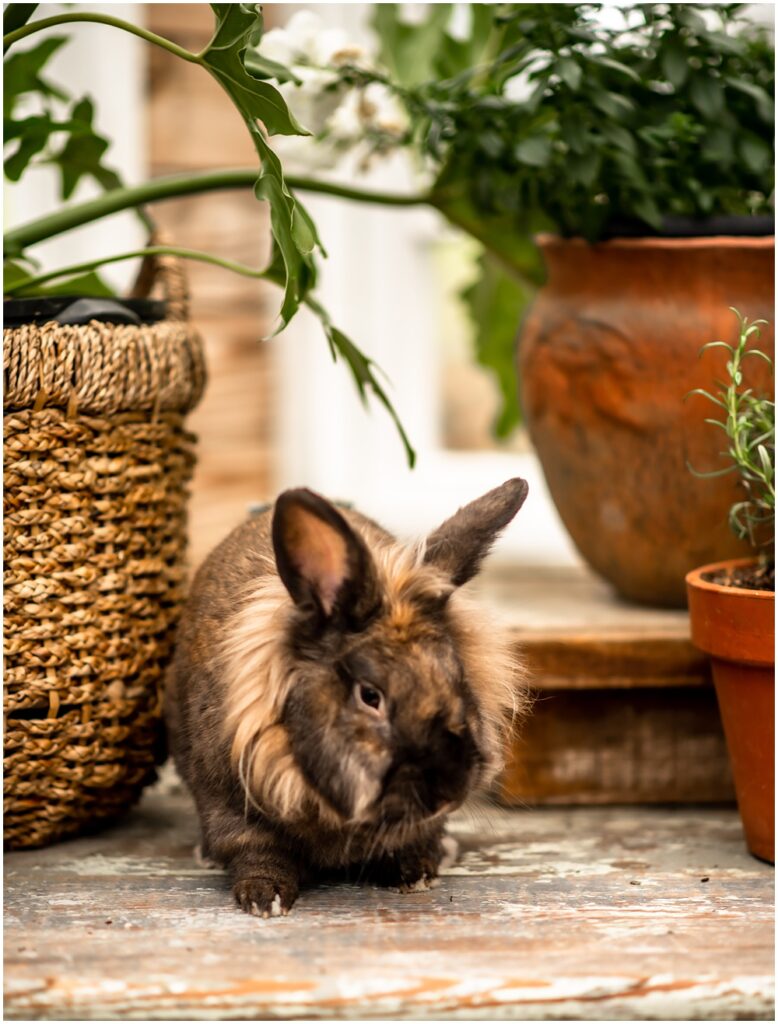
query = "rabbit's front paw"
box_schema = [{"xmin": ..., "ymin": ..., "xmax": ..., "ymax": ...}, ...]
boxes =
[
  {"xmin": 369, "ymin": 838, "xmax": 445, "ymax": 892},
  {"xmin": 233, "ymin": 875, "xmax": 298, "ymax": 918}
]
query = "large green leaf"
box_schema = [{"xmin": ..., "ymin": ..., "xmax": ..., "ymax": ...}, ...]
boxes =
[
  {"xmin": 4, "ymin": 38, "xmax": 124, "ymax": 196},
  {"xmin": 202, "ymin": 3, "xmax": 319, "ymax": 330},
  {"xmin": 3, "ymin": 35, "xmax": 67, "ymax": 117},
  {"xmin": 48, "ymin": 97, "xmax": 122, "ymax": 198},
  {"xmin": 15, "ymin": 270, "xmax": 115, "ymax": 297},
  {"xmin": 4, "ymin": 112, "xmax": 56, "ymax": 179},
  {"xmin": 308, "ymin": 296, "xmax": 416, "ymax": 467},
  {"xmin": 726, "ymin": 77, "xmax": 774, "ymax": 124},
  {"xmin": 660, "ymin": 36, "xmax": 689, "ymax": 89},
  {"xmin": 203, "ymin": 4, "xmax": 309, "ymax": 136},
  {"xmin": 690, "ymin": 74, "xmax": 725, "ymax": 119},
  {"xmin": 3, "ymin": 258, "xmax": 114, "ymax": 297},
  {"xmin": 3, "ymin": 258, "xmax": 34, "ymax": 291}
]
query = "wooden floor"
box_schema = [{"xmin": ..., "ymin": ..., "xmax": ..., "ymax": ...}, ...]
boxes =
[{"xmin": 4, "ymin": 772, "xmax": 773, "ymax": 1021}]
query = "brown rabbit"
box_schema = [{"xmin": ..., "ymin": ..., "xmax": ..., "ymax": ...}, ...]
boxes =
[{"xmin": 165, "ymin": 479, "xmax": 529, "ymax": 916}]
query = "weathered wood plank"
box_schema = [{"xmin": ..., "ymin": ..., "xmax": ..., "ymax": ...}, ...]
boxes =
[
  {"xmin": 477, "ymin": 565, "xmax": 707, "ymax": 692},
  {"xmin": 500, "ymin": 686, "xmax": 735, "ymax": 805},
  {"xmin": 4, "ymin": 774, "xmax": 773, "ymax": 1020},
  {"xmin": 516, "ymin": 633, "xmax": 710, "ymax": 690}
]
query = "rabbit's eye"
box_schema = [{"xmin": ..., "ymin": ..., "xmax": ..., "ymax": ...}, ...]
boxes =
[{"xmin": 355, "ymin": 683, "xmax": 383, "ymax": 714}]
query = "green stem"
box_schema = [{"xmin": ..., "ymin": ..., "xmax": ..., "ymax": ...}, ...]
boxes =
[
  {"xmin": 3, "ymin": 12, "xmax": 200, "ymax": 63},
  {"xmin": 288, "ymin": 174, "xmax": 428, "ymax": 207},
  {"xmin": 4, "ymin": 170, "xmax": 431, "ymax": 254},
  {"xmin": 6, "ymin": 245, "xmax": 270, "ymax": 294}
]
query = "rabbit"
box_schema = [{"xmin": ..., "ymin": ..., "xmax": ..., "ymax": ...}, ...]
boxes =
[{"xmin": 164, "ymin": 478, "xmax": 529, "ymax": 917}]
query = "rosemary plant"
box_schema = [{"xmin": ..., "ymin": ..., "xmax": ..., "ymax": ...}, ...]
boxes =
[{"xmin": 689, "ymin": 309, "xmax": 775, "ymax": 558}]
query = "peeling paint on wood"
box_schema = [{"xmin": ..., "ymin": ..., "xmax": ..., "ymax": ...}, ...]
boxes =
[{"xmin": 4, "ymin": 772, "xmax": 774, "ymax": 1020}]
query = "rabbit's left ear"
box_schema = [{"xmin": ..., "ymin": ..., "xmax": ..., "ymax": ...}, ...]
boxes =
[
  {"xmin": 273, "ymin": 488, "xmax": 380, "ymax": 629},
  {"xmin": 423, "ymin": 478, "xmax": 529, "ymax": 586}
]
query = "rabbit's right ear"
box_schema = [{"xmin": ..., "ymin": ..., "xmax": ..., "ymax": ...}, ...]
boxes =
[
  {"xmin": 423, "ymin": 478, "xmax": 529, "ymax": 587},
  {"xmin": 272, "ymin": 489, "xmax": 381, "ymax": 630}
]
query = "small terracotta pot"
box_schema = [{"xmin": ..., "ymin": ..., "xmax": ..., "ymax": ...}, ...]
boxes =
[
  {"xmin": 686, "ymin": 559, "xmax": 774, "ymax": 863},
  {"xmin": 519, "ymin": 234, "xmax": 774, "ymax": 607}
]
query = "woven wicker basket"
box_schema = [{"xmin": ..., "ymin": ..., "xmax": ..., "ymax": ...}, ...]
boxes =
[{"xmin": 3, "ymin": 252, "xmax": 206, "ymax": 849}]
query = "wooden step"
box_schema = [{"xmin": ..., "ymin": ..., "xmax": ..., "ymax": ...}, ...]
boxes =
[{"xmin": 470, "ymin": 565, "xmax": 734, "ymax": 805}]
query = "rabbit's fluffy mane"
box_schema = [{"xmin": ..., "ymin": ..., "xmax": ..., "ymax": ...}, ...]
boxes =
[{"xmin": 220, "ymin": 533, "xmax": 526, "ymax": 828}]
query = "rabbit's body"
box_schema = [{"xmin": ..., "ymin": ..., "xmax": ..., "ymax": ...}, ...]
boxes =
[{"xmin": 165, "ymin": 481, "xmax": 528, "ymax": 916}]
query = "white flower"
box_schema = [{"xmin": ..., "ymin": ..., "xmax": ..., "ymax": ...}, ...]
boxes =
[
  {"xmin": 362, "ymin": 82, "xmax": 409, "ymax": 137},
  {"xmin": 327, "ymin": 90, "xmax": 365, "ymax": 141},
  {"xmin": 258, "ymin": 25, "xmax": 295, "ymax": 67},
  {"xmin": 259, "ymin": 11, "xmax": 365, "ymax": 69},
  {"xmin": 277, "ymin": 66, "xmax": 342, "ymax": 137},
  {"xmin": 253, "ymin": 10, "xmax": 405, "ymax": 171}
]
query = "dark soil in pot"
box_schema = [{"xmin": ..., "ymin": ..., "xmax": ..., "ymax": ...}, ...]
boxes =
[{"xmin": 703, "ymin": 561, "xmax": 775, "ymax": 592}]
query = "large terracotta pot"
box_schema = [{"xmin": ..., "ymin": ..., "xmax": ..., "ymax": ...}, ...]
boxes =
[
  {"xmin": 686, "ymin": 559, "xmax": 774, "ymax": 863},
  {"xmin": 519, "ymin": 235, "xmax": 774, "ymax": 607}
]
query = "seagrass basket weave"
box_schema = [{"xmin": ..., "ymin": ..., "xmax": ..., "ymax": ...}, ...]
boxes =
[{"xmin": 3, "ymin": 252, "xmax": 206, "ymax": 849}]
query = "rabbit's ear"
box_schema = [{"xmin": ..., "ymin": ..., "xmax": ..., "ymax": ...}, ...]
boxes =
[
  {"xmin": 423, "ymin": 478, "xmax": 529, "ymax": 587},
  {"xmin": 273, "ymin": 489, "xmax": 380, "ymax": 628}
]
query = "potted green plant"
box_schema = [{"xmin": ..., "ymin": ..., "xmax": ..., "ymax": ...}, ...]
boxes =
[
  {"xmin": 250, "ymin": 3, "xmax": 775, "ymax": 606},
  {"xmin": 686, "ymin": 310, "xmax": 774, "ymax": 864}
]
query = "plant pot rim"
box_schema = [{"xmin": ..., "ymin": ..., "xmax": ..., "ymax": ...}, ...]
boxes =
[
  {"xmin": 3, "ymin": 295, "xmax": 167, "ymax": 328},
  {"xmin": 685, "ymin": 558, "xmax": 775, "ymax": 599},
  {"xmin": 535, "ymin": 233, "xmax": 775, "ymax": 252}
]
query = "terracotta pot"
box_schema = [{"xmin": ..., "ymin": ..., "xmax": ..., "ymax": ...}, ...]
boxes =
[
  {"xmin": 686, "ymin": 559, "xmax": 774, "ymax": 863},
  {"xmin": 519, "ymin": 235, "xmax": 774, "ymax": 607}
]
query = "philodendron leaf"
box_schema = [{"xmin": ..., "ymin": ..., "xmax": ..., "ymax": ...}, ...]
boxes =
[
  {"xmin": 15, "ymin": 270, "xmax": 116, "ymax": 297},
  {"xmin": 254, "ymin": 137, "xmax": 319, "ymax": 331},
  {"xmin": 4, "ymin": 113, "xmax": 58, "ymax": 180},
  {"xmin": 3, "ymin": 35, "xmax": 68, "ymax": 117},
  {"xmin": 48, "ymin": 96, "xmax": 122, "ymax": 198},
  {"xmin": 3, "ymin": 259, "xmax": 115, "ymax": 298},
  {"xmin": 257, "ymin": 257, "xmax": 415, "ymax": 466},
  {"xmin": 203, "ymin": 4, "xmax": 309, "ymax": 136},
  {"xmin": 316, "ymin": 306, "xmax": 416, "ymax": 468},
  {"xmin": 4, "ymin": 259, "xmax": 33, "ymax": 292},
  {"xmin": 243, "ymin": 47, "xmax": 303, "ymax": 86},
  {"xmin": 198, "ymin": 4, "xmax": 413, "ymax": 457},
  {"xmin": 202, "ymin": 3, "xmax": 320, "ymax": 330},
  {"xmin": 330, "ymin": 325, "xmax": 416, "ymax": 467}
]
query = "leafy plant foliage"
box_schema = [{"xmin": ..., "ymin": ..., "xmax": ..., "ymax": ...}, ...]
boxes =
[
  {"xmin": 4, "ymin": 35, "xmax": 121, "ymax": 196},
  {"xmin": 364, "ymin": 4, "xmax": 773, "ymax": 242},
  {"xmin": 359, "ymin": 3, "xmax": 775, "ymax": 432},
  {"xmin": 689, "ymin": 310, "xmax": 775, "ymax": 554},
  {"xmin": 2, "ymin": 4, "xmax": 416, "ymax": 465}
]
